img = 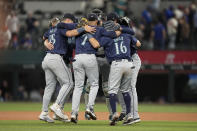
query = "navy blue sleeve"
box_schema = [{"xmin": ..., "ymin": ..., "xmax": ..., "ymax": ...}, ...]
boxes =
[
  {"xmin": 57, "ymin": 22, "xmax": 77, "ymax": 30},
  {"xmin": 121, "ymin": 27, "xmax": 135, "ymax": 36},
  {"xmin": 99, "ymin": 27, "xmax": 117, "ymax": 38},
  {"xmin": 43, "ymin": 30, "xmax": 49, "ymax": 39},
  {"xmin": 131, "ymin": 36, "xmax": 137, "ymax": 45},
  {"xmin": 100, "ymin": 37, "xmax": 110, "ymax": 47},
  {"xmin": 60, "ymin": 29, "xmax": 69, "ymax": 36}
]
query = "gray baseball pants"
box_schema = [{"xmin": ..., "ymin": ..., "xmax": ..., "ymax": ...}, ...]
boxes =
[
  {"xmin": 42, "ymin": 53, "xmax": 73, "ymax": 112},
  {"xmin": 71, "ymin": 54, "xmax": 99, "ymax": 114},
  {"xmin": 118, "ymin": 53, "xmax": 141, "ymax": 119}
]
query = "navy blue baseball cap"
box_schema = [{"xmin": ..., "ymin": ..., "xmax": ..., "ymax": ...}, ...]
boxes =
[
  {"xmin": 62, "ymin": 13, "xmax": 76, "ymax": 22},
  {"xmin": 107, "ymin": 12, "xmax": 119, "ymax": 21},
  {"xmin": 87, "ymin": 13, "xmax": 98, "ymax": 21}
]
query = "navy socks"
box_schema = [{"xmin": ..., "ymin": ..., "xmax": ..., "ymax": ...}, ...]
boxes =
[
  {"xmin": 122, "ymin": 92, "xmax": 131, "ymax": 114},
  {"xmin": 109, "ymin": 93, "xmax": 117, "ymax": 114}
]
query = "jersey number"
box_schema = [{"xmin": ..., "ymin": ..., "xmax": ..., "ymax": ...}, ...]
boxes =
[
  {"xmin": 49, "ymin": 34, "xmax": 56, "ymax": 45},
  {"xmin": 81, "ymin": 35, "xmax": 88, "ymax": 46},
  {"xmin": 114, "ymin": 41, "xmax": 127, "ymax": 54}
]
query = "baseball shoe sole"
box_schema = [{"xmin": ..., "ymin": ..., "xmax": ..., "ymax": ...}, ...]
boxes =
[
  {"xmin": 123, "ymin": 118, "xmax": 135, "ymax": 125},
  {"xmin": 53, "ymin": 115, "xmax": 70, "ymax": 123},
  {"xmin": 122, "ymin": 114, "xmax": 135, "ymax": 125},
  {"xmin": 133, "ymin": 118, "xmax": 141, "ymax": 123}
]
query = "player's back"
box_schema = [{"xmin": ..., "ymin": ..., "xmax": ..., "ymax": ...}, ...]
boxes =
[
  {"xmin": 101, "ymin": 33, "xmax": 132, "ymax": 63},
  {"xmin": 75, "ymin": 32, "xmax": 97, "ymax": 55},
  {"xmin": 75, "ymin": 26, "xmax": 101, "ymax": 55}
]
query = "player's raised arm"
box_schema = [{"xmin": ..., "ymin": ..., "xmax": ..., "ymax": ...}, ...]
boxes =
[
  {"xmin": 57, "ymin": 22, "xmax": 77, "ymax": 29},
  {"xmin": 120, "ymin": 27, "xmax": 135, "ymax": 35},
  {"xmin": 58, "ymin": 13, "xmax": 96, "ymax": 37},
  {"xmin": 87, "ymin": 33, "xmax": 100, "ymax": 48},
  {"xmin": 130, "ymin": 36, "xmax": 141, "ymax": 49},
  {"xmin": 65, "ymin": 25, "xmax": 96, "ymax": 37}
]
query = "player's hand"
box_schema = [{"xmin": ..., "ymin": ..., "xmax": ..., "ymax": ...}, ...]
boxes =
[
  {"xmin": 44, "ymin": 41, "xmax": 54, "ymax": 50},
  {"xmin": 84, "ymin": 25, "xmax": 96, "ymax": 33}
]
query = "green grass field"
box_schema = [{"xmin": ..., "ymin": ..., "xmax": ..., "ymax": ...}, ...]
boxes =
[
  {"xmin": 0, "ymin": 120, "xmax": 197, "ymax": 131},
  {"xmin": 0, "ymin": 102, "xmax": 197, "ymax": 131},
  {"xmin": 0, "ymin": 102, "xmax": 197, "ymax": 112}
]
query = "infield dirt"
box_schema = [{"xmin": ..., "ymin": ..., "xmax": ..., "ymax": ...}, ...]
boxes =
[{"xmin": 0, "ymin": 112, "xmax": 197, "ymax": 121}]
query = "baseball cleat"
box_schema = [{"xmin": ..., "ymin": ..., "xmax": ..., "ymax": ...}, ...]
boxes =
[
  {"xmin": 50, "ymin": 103, "xmax": 65, "ymax": 120},
  {"xmin": 117, "ymin": 113, "xmax": 126, "ymax": 121},
  {"xmin": 54, "ymin": 114, "xmax": 70, "ymax": 123},
  {"xmin": 122, "ymin": 114, "xmax": 134, "ymax": 125},
  {"xmin": 39, "ymin": 111, "xmax": 54, "ymax": 123},
  {"xmin": 70, "ymin": 114, "xmax": 78, "ymax": 124},
  {"xmin": 84, "ymin": 112, "xmax": 91, "ymax": 120},
  {"xmin": 133, "ymin": 118, "xmax": 141, "ymax": 123},
  {"xmin": 85, "ymin": 108, "xmax": 97, "ymax": 120},
  {"xmin": 109, "ymin": 112, "xmax": 119, "ymax": 126},
  {"xmin": 61, "ymin": 113, "xmax": 70, "ymax": 123}
]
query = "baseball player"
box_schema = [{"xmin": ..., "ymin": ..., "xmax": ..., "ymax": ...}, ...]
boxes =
[
  {"xmin": 70, "ymin": 13, "xmax": 122, "ymax": 124},
  {"xmin": 117, "ymin": 17, "xmax": 141, "ymax": 124},
  {"xmin": 42, "ymin": 17, "xmax": 70, "ymax": 122},
  {"xmin": 99, "ymin": 27, "xmax": 135, "ymax": 126},
  {"xmin": 39, "ymin": 13, "xmax": 95, "ymax": 122},
  {"xmin": 83, "ymin": 11, "xmax": 136, "ymax": 121},
  {"xmin": 83, "ymin": 13, "xmax": 135, "ymax": 125},
  {"xmin": 43, "ymin": 18, "xmax": 79, "ymax": 121}
]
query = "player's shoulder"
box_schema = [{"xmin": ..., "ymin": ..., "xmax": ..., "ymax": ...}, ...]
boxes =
[
  {"xmin": 101, "ymin": 36, "xmax": 111, "ymax": 41},
  {"xmin": 96, "ymin": 26, "xmax": 103, "ymax": 29},
  {"xmin": 121, "ymin": 33, "xmax": 131, "ymax": 38},
  {"xmin": 47, "ymin": 27, "xmax": 57, "ymax": 34},
  {"xmin": 95, "ymin": 26, "xmax": 103, "ymax": 31}
]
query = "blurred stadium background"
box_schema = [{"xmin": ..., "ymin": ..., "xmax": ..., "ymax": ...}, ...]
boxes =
[{"xmin": 0, "ymin": 0, "xmax": 197, "ymax": 103}]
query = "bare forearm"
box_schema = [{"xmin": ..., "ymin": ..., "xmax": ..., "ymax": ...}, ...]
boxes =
[
  {"xmin": 44, "ymin": 39, "xmax": 49, "ymax": 47},
  {"xmin": 87, "ymin": 34, "xmax": 100, "ymax": 48},
  {"xmin": 66, "ymin": 27, "xmax": 84, "ymax": 37}
]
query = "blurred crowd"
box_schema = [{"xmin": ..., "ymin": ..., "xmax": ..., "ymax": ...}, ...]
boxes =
[
  {"xmin": 0, "ymin": 0, "xmax": 197, "ymax": 51},
  {"xmin": 132, "ymin": 1, "xmax": 197, "ymax": 50},
  {"xmin": 110, "ymin": 0, "xmax": 197, "ymax": 50}
]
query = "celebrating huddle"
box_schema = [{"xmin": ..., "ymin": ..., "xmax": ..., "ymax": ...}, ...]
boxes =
[{"xmin": 39, "ymin": 9, "xmax": 142, "ymax": 126}]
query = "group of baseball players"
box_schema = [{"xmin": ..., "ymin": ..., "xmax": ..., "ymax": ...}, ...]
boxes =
[{"xmin": 38, "ymin": 9, "xmax": 142, "ymax": 126}]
